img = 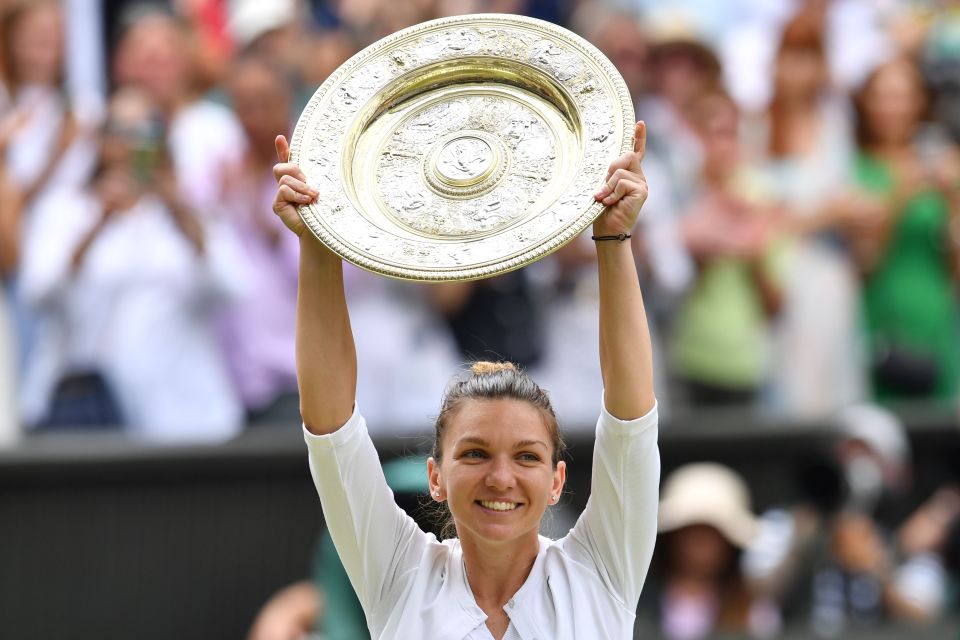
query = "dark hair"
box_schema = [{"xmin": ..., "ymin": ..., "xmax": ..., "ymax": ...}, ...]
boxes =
[
  {"xmin": 431, "ymin": 361, "xmax": 565, "ymax": 467},
  {"xmin": 852, "ymin": 57, "xmax": 932, "ymax": 150}
]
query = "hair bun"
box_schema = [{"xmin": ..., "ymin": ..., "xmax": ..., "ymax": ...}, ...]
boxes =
[{"xmin": 471, "ymin": 361, "xmax": 517, "ymax": 375}]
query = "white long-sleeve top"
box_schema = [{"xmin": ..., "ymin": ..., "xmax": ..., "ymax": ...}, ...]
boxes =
[
  {"xmin": 304, "ymin": 399, "xmax": 660, "ymax": 639},
  {"xmin": 18, "ymin": 190, "xmax": 246, "ymax": 441}
]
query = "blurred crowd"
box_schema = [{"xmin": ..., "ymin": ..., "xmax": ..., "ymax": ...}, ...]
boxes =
[{"xmin": 2, "ymin": 0, "xmax": 960, "ymax": 636}]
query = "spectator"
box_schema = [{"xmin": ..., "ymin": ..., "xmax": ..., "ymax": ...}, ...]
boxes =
[
  {"xmin": 742, "ymin": 403, "xmax": 949, "ymax": 634},
  {"xmin": 846, "ymin": 56, "xmax": 960, "ymax": 404},
  {"xmin": 637, "ymin": 463, "xmax": 779, "ymax": 639},
  {"xmin": 805, "ymin": 404, "xmax": 941, "ymax": 635},
  {"xmin": 671, "ymin": 89, "xmax": 783, "ymax": 407},
  {"xmin": 750, "ymin": 10, "xmax": 866, "ymax": 418},
  {"xmin": 894, "ymin": 485, "xmax": 960, "ymax": 623},
  {"xmin": 217, "ymin": 54, "xmax": 299, "ymax": 422},
  {"xmin": 577, "ymin": 7, "xmax": 694, "ymax": 310},
  {"xmin": 1, "ymin": 0, "xmax": 99, "ymax": 369},
  {"xmin": 638, "ymin": 10, "xmax": 721, "ymax": 211},
  {"xmin": 112, "ymin": 5, "xmax": 245, "ymax": 215},
  {"xmin": 18, "ymin": 87, "xmax": 244, "ymax": 441},
  {"xmin": 426, "ymin": 272, "xmax": 545, "ymax": 371},
  {"xmin": 0, "ymin": 0, "xmax": 99, "ymax": 217}
]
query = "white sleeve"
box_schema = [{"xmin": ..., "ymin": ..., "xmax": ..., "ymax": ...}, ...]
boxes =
[
  {"xmin": 560, "ymin": 398, "xmax": 660, "ymax": 607},
  {"xmin": 303, "ymin": 406, "xmax": 431, "ymax": 615},
  {"xmin": 18, "ymin": 191, "xmax": 93, "ymax": 309},
  {"xmin": 189, "ymin": 218, "xmax": 248, "ymax": 308}
]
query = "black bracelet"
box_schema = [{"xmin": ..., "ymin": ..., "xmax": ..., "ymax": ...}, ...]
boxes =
[{"xmin": 591, "ymin": 233, "xmax": 632, "ymax": 241}]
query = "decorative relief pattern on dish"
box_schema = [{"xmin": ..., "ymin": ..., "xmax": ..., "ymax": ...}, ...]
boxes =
[
  {"xmin": 375, "ymin": 95, "xmax": 556, "ymax": 238},
  {"xmin": 290, "ymin": 14, "xmax": 633, "ymax": 280}
]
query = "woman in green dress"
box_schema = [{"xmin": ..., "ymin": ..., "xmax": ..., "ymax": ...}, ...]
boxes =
[{"xmin": 847, "ymin": 57, "xmax": 960, "ymax": 403}]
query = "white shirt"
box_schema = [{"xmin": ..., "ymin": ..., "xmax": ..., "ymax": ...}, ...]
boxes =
[
  {"xmin": 19, "ymin": 191, "xmax": 246, "ymax": 441},
  {"xmin": 167, "ymin": 100, "xmax": 246, "ymax": 213},
  {"xmin": 304, "ymin": 400, "xmax": 660, "ymax": 639}
]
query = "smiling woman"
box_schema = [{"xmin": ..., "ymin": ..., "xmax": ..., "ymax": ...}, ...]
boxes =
[
  {"xmin": 427, "ymin": 364, "xmax": 566, "ymax": 541},
  {"xmin": 272, "ymin": 120, "xmax": 658, "ymax": 639}
]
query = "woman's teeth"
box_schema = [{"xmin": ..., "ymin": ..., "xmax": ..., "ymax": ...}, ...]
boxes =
[{"xmin": 479, "ymin": 500, "xmax": 519, "ymax": 511}]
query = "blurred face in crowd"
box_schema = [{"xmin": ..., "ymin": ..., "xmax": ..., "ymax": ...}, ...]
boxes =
[
  {"xmin": 114, "ymin": 14, "xmax": 192, "ymax": 111},
  {"xmin": 301, "ymin": 29, "xmax": 357, "ymax": 88},
  {"xmin": 428, "ymin": 398, "xmax": 566, "ymax": 548},
  {"xmin": 5, "ymin": 1, "xmax": 63, "ymax": 87},
  {"xmin": 652, "ymin": 44, "xmax": 718, "ymax": 111},
  {"xmin": 593, "ymin": 18, "xmax": 650, "ymax": 97},
  {"xmin": 696, "ymin": 93, "xmax": 740, "ymax": 181},
  {"xmin": 773, "ymin": 45, "xmax": 826, "ymax": 101},
  {"xmin": 229, "ymin": 59, "xmax": 291, "ymax": 151},
  {"xmin": 858, "ymin": 59, "xmax": 927, "ymax": 148},
  {"xmin": 668, "ymin": 524, "xmax": 735, "ymax": 579}
]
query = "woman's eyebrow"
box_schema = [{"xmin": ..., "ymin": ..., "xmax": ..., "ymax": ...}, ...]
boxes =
[{"xmin": 514, "ymin": 440, "xmax": 548, "ymax": 450}]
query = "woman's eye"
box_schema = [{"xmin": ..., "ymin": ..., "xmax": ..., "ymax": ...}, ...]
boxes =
[
  {"xmin": 462, "ymin": 449, "xmax": 486, "ymax": 459},
  {"xmin": 518, "ymin": 452, "xmax": 540, "ymax": 462}
]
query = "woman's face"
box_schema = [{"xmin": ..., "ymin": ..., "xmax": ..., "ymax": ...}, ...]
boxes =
[
  {"xmin": 428, "ymin": 398, "xmax": 566, "ymax": 547},
  {"xmin": 668, "ymin": 524, "xmax": 735, "ymax": 579},
  {"xmin": 114, "ymin": 16, "xmax": 190, "ymax": 108},
  {"xmin": 9, "ymin": 3, "xmax": 63, "ymax": 86},
  {"xmin": 773, "ymin": 47, "xmax": 825, "ymax": 99},
  {"xmin": 860, "ymin": 61, "xmax": 926, "ymax": 147},
  {"xmin": 698, "ymin": 97, "xmax": 740, "ymax": 175},
  {"xmin": 229, "ymin": 62, "xmax": 290, "ymax": 147}
]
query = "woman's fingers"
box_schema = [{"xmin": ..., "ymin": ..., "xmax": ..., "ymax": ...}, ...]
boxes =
[
  {"xmin": 600, "ymin": 153, "xmax": 634, "ymax": 185},
  {"xmin": 597, "ymin": 168, "xmax": 643, "ymax": 203},
  {"xmin": 276, "ymin": 184, "xmax": 314, "ymax": 206},
  {"xmin": 275, "ymin": 135, "xmax": 290, "ymax": 163},
  {"xmin": 633, "ymin": 120, "xmax": 646, "ymax": 160},
  {"xmin": 602, "ymin": 178, "xmax": 642, "ymax": 207},
  {"xmin": 278, "ymin": 174, "xmax": 318, "ymax": 199},
  {"xmin": 273, "ymin": 135, "xmax": 310, "ymax": 185},
  {"xmin": 271, "ymin": 134, "xmax": 312, "ymax": 237},
  {"xmin": 273, "ymin": 161, "xmax": 307, "ymax": 183},
  {"xmin": 595, "ymin": 121, "xmax": 647, "ymax": 198}
]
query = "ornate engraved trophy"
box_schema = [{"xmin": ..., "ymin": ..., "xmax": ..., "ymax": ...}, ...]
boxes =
[{"xmin": 290, "ymin": 14, "xmax": 633, "ymax": 281}]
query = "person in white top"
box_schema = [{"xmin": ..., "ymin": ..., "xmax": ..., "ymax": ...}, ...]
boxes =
[
  {"xmin": 18, "ymin": 87, "xmax": 244, "ymax": 441},
  {"xmin": 271, "ymin": 121, "xmax": 659, "ymax": 639}
]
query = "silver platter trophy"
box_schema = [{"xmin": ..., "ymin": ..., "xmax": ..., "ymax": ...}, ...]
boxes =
[{"xmin": 290, "ymin": 13, "xmax": 634, "ymax": 281}]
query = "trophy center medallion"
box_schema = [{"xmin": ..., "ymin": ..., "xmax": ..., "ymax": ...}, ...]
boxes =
[
  {"xmin": 435, "ymin": 136, "xmax": 495, "ymax": 184},
  {"xmin": 424, "ymin": 131, "xmax": 508, "ymax": 198}
]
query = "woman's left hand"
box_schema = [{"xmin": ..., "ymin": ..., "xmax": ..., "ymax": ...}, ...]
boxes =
[{"xmin": 592, "ymin": 121, "xmax": 649, "ymax": 237}]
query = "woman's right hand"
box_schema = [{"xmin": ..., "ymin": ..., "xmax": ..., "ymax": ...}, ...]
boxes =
[{"xmin": 272, "ymin": 135, "xmax": 318, "ymax": 237}]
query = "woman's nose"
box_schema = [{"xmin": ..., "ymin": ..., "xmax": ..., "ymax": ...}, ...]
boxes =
[{"xmin": 485, "ymin": 457, "xmax": 515, "ymax": 491}]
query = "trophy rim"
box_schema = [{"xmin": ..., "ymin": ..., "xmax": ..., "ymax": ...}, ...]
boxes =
[{"xmin": 290, "ymin": 12, "xmax": 635, "ymax": 282}]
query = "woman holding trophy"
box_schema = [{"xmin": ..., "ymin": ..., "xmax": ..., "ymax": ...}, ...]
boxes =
[{"xmin": 271, "ymin": 112, "xmax": 658, "ymax": 638}]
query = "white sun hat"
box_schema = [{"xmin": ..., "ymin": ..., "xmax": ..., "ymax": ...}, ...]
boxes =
[{"xmin": 658, "ymin": 463, "xmax": 760, "ymax": 548}]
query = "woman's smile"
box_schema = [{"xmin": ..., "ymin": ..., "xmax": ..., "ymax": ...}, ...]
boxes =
[{"xmin": 476, "ymin": 500, "xmax": 523, "ymax": 513}]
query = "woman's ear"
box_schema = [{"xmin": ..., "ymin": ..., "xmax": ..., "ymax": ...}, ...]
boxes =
[
  {"xmin": 551, "ymin": 460, "xmax": 567, "ymax": 504},
  {"xmin": 427, "ymin": 456, "xmax": 444, "ymax": 501}
]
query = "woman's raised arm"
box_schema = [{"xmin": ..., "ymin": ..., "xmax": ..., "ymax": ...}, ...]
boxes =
[
  {"xmin": 592, "ymin": 121, "xmax": 656, "ymax": 419},
  {"xmin": 273, "ymin": 135, "xmax": 356, "ymax": 434}
]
